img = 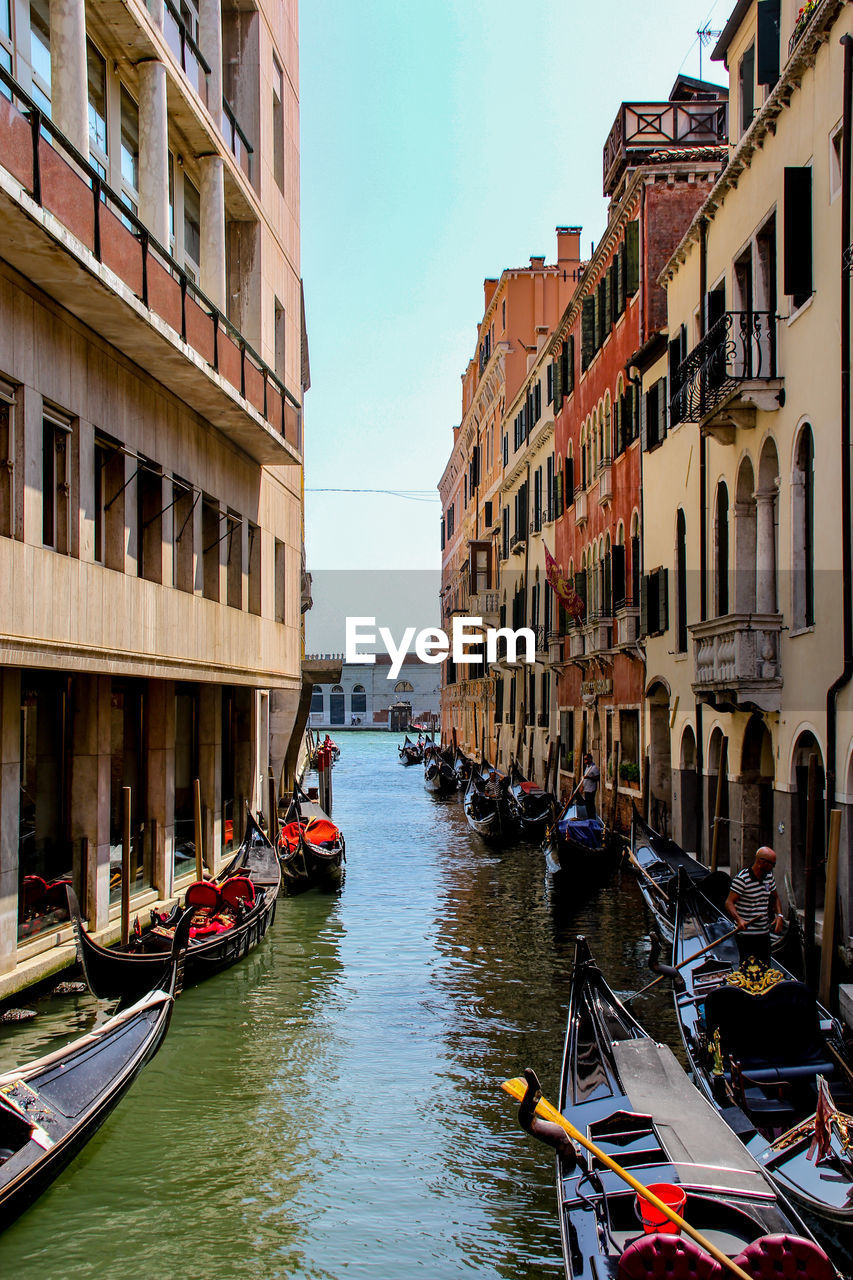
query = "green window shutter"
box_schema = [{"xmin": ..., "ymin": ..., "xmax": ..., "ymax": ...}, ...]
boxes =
[
  {"xmin": 658, "ymin": 376, "xmax": 668, "ymax": 442},
  {"xmin": 581, "ymin": 297, "xmax": 595, "ymax": 369},
  {"xmin": 593, "ymin": 286, "xmax": 602, "ymax": 352},
  {"xmin": 553, "ymin": 355, "xmax": 563, "ymax": 409},
  {"xmin": 615, "ymin": 249, "xmax": 624, "ymax": 315},
  {"xmin": 625, "ymin": 220, "xmax": 640, "ymax": 296},
  {"xmin": 757, "ymin": 0, "xmax": 780, "ymax": 86},
  {"xmin": 555, "ymin": 470, "xmax": 563, "ymax": 518},
  {"xmin": 658, "ymin": 567, "xmax": 669, "ymax": 634},
  {"xmin": 566, "ymin": 335, "xmax": 575, "ymax": 394},
  {"xmin": 561, "ymin": 340, "xmax": 570, "ymax": 397},
  {"xmin": 784, "ymin": 167, "xmax": 813, "ymax": 299},
  {"xmin": 604, "ymin": 267, "xmax": 613, "ymax": 335},
  {"xmin": 640, "ymin": 573, "xmax": 649, "ymax": 637}
]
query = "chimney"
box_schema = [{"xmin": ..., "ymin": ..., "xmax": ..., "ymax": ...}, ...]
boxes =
[
  {"xmin": 556, "ymin": 226, "xmax": 582, "ymax": 271},
  {"xmin": 483, "ymin": 278, "xmax": 499, "ymax": 310},
  {"xmin": 530, "ymin": 255, "xmax": 546, "ymax": 270}
]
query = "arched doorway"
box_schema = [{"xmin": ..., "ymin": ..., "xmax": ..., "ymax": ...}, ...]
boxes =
[
  {"xmin": 329, "ymin": 685, "xmax": 345, "ymax": 726},
  {"xmin": 647, "ymin": 682, "xmax": 672, "ymax": 836},
  {"xmin": 707, "ymin": 727, "xmax": 729, "ymax": 867},
  {"xmin": 740, "ymin": 714, "xmax": 774, "ymax": 865},
  {"xmin": 678, "ymin": 725, "xmax": 699, "ymax": 854},
  {"xmin": 791, "ymin": 731, "xmax": 825, "ymax": 911}
]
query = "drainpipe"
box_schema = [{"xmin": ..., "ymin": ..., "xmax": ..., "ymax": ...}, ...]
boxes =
[
  {"xmin": 696, "ymin": 217, "xmax": 708, "ymax": 855},
  {"xmin": 826, "ymin": 34, "xmax": 853, "ymax": 840}
]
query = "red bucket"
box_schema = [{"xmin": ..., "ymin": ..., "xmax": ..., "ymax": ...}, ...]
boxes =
[{"xmin": 635, "ymin": 1182, "xmax": 686, "ymax": 1234}]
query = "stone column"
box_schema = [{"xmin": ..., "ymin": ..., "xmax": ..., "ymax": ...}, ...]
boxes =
[
  {"xmin": 138, "ymin": 60, "xmax": 170, "ymax": 247},
  {"xmin": 0, "ymin": 669, "xmax": 21, "ymax": 974},
  {"xmin": 50, "ymin": 0, "xmax": 88, "ymax": 154},
  {"xmin": 70, "ymin": 675, "xmax": 112, "ymax": 931},
  {"xmin": 755, "ymin": 487, "xmax": 778, "ymax": 615},
  {"xmin": 147, "ymin": 0, "xmax": 164, "ymax": 28},
  {"xmin": 146, "ymin": 680, "xmax": 175, "ymax": 898},
  {"xmin": 199, "ymin": 684, "xmax": 221, "ymax": 873},
  {"xmin": 198, "ymin": 0, "xmax": 223, "ymax": 130},
  {"xmin": 199, "ymin": 155, "xmax": 226, "ymax": 311}
]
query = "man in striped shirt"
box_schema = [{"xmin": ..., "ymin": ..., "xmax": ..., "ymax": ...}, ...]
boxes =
[{"xmin": 725, "ymin": 847, "xmax": 784, "ymax": 964}]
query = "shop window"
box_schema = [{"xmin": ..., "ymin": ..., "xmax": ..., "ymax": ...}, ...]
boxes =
[
  {"xmin": 174, "ymin": 684, "xmax": 199, "ymax": 876},
  {"xmin": 109, "ymin": 680, "xmax": 151, "ymax": 902},
  {"xmin": 18, "ymin": 674, "xmax": 78, "ymax": 941}
]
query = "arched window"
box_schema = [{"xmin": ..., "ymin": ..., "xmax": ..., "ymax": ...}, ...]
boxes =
[
  {"xmin": 630, "ymin": 510, "xmax": 641, "ymax": 607},
  {"xmin": 329, "ymin": 685, "xmax": 345, "ymax": 726},
  {"xmin": 603, "ymin": 532, "xmax": 612, "ymax": 616},
  {"xmin": 676, "ymin": 509, "xmax": 687, "ymax": 653},
  {"xmin": 604, "ymin": 393, "xmax": 612, "ymax": 460},
  {"xmin": 715, "ymin": 481, "xmax": 729, "ymax": 616},
  {"xmin": 351, "ymin": 684, "xmax": 367, "ymax": 713},
  {"xmin": 734, "ymin": 457, "xmax": 756, "ymax": 613},
  {"xmin": 580, "ymin": 426, "xmax": 587, "ymax": 489},
  {"xmin": 395, "ymin": 680, "xmax": 414, "ymax": 693},
  {"xmin": 310, "ymin": 685, "xmax": 323, "ymax": 713},
  {"xmin": 793, "ymin": 425, "xmax": 815, "ymax": 628}
]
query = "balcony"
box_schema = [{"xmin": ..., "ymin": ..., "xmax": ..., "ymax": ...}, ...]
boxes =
[
  {"xmin": 789, "ymin": 1, "xmax": 819, "ymax": 56},
  {"xmin": 615, "ymin": 606, "xmax": 640, "ymax": 646},
  {"xmin": 598, "ymin": 460, "xmax": 613, "ymax": 507},
  {"xmin": 574, "ymin": 489, "xmax": 588, "ymax": 527},
  {"xmin": 529, "ymin": 509, "xmax": 548, "ymax": 538},
  {"xmin": 690, "ymin": 613, "xmax": 783, "ymax": 713},
  {"xmin": 0, "ymin": 70, "xmax": 301, "ymax": 465},
  {"xmin": 586, "ymin": 618, "xmax": 614, "ymax": 653},
  {"xmin": 510, "ymin": 531, "xmax": 527, "ymax": 556},
  {"xmin": 671, "ymin": 311, "xmax": 783, "ymax": 442},
  {"xmin": 470, "ymin": 590, "xmax": 500, "ymax": 625},
  {"xmin": 222, "ymin": 97, "xmax": 253, "ymax": 183},
  {"xmin": 548, "ymin": 631, "xmax": 563, "ymax": 663},
  {"xmin": 569, "ymin": 631, "xmax": 586, "ymax": 658},
  {"xmin": 532, "ymin": 624, "xmax": 548, "ymax": 661},
  {"xmin": 164, "ymin": 0, "xmax": 210, "ymax": 109},
  {"xmin": 603, "ymin": 98, "xmax": 727, "ymax": 196}
]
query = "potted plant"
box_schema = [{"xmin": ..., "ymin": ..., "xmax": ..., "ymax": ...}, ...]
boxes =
[
  {"xmin": 791, "ymin": 0, "xmax": 818, "ymax": 48},
  {"xmin": 619, "ymin": 760, "xmax": 641, "ymax": 786}
]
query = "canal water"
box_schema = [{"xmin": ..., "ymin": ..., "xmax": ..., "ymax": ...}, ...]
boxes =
[{"xmin": 0, "ymin": 732, "xmax": 693, "ymax": 1277}]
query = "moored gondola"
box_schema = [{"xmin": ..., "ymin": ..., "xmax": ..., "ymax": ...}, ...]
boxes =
[
  {"xmin": 544, "ymin": 797, "xmax": 621, "ymax": 876},
  {"xmin": 506, "ymin": 760, "xmax": 555, "ymax": 840},
  {"xmin": 462, "ymin": 763, "xmax": 515, "ymax": 846},
  {"xmin": 670, "ymin": 870, "xmax": 853, "ymax": 1223},
  {"xmin": 0, "ymin": 911, "xmax": 191, "ymax": 1231},
  {"xmin": 278, "ymin": 784, "xmax": 345, "ymax": 893},
  {"xmin": 628, "ymin": 810, "xmax": 731, "ymax": 942},
  {"xmin": 423, "ymin": 744, "xmax": 458, "ymax": 796},
  {"xmin": 68, "ymin": 809, "xmax": 280, "ymax": 999},
  {"xmin": 453, "ymin": 747, "xmax": 474, "ymax": 786},
  {"xmin": 398, "ymin": 734, "xmax": 424, "ymax": 766},
  {"xmin": 505, "ymin": 935, "xmax": 840, "ymax": 1278}
]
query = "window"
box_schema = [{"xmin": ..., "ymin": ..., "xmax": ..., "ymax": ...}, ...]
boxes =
[
  {"xmin": 784, "ymin": 166, "xmax": 813, "ymax": 312},
  {"xmin": 715, "ymin": 481, "xmax": 729, "ymax": 616},
  {"xmin": 274, "ymin": 298, "xmax": 285, "ymax": 380},
  {"xmin": 110, "ymin": 678, "xmax": 151, "ymax": 899},
  {"xmin": 226, "ymin": 512, "xmax": 242, "ymax": 608},
  {"xmin": 830, "ymin": 122, "xmax": 844, "ymax": 202},
  {"xmin": 793, "ymin": 425, "xmax": 815, "ymax": 628},
  {"xmin": 29, "ymin": 0, "xmax": 50, "ymax": 114},
  {"xmin": 87, "ymin": 41, "xmax": 107, "ymax": 176},
  {"xmin": 676, "ymin": 509, "xmax": 687, "ymax": 653},
  {"xmin": 310, "ymin": 685, "xmax": 323, "ymax": 714},
  {"xmin": 202, "ymin": 496, "xmax": 220, "ymax": 602},
  {"xmin": 620, "ymin": 710, "xmax": 639, "ymax": 771},
  {"xmin": 394, "ymin": 681, "xmax": 413, "ymax": 693},
  {"xmin": 247, "ymin": 521, "xmax": 261, "ymax": 615},
  {"xmin": 0, "ymin": 0, "xmax": 12, "ymax": 90},
  {"xmin": 756, "ymin": 0, "xmax": 780, "ymax": 89},
  {"xmin": 272, "ymin": 55, "xmax": 284, "ymax": 192},
  {"xmin": 641, "ymin": 567, "xmax": 668, "ymax": 637},
  {"xmin": 351, "ymin": 684, "xmax": 367, "ymax": 714},
  {"xmin": 136, "ymin": 460, "xmax": 163, "ymax": 583},
  {"xmin": 174, "ymin": 684, "xmax": 199, "ymax": 871},
  {"xmin": 0, "ymin": 379, "xmax": 15, "ymax": 539},
  {"xmin": 42, "ymin": 414, "xmax": 71, "ymax": 553},
  {"xmin": 183, "ymin": 176, "xmax": 201, "ymax": 280},
  {"xmin": 172, "ymin": 478, "xmax": 195, "ymax": 591},
  {"xmin": 120, "ymin": 87, "xmax": 139, "ymax": 216},
  {"xmin": 739, "ymin": 44, "xmax": 755, "ymax": 138},
  {"xmin": 274, "ymin": 538, "xmax": 286, "ymax": 623}
]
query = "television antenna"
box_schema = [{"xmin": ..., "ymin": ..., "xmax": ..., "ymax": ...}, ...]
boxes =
[{"xmin": 697, "ymin": 24, "xmax": 723, "ymax": 79}]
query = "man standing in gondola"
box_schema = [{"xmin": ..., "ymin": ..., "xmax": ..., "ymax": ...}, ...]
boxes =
[
  {"xmin": 725, "ymin": 846, "xmax": 785, "ymax": 964},
  {"xmin": 580, "ymin": 753, "xmax": 600, "ymax": 820}
]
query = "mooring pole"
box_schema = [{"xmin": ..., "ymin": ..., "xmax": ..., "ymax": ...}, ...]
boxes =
[{"xmin": 121, "ymin": 786, "xmax": 131, "ymax": 946}]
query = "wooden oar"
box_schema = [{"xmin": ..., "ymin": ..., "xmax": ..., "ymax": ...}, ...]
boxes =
[
  {"xmin": 626, "ymin": 847, "xmax": 672, "ymax": 904},
  {"xmin": 501, "ymin": 1075, "xmax": 751, "ymax": 1280},
  {"xmin": 625, "ymin": 925, "xmax": 740, "ymax": 1003}
]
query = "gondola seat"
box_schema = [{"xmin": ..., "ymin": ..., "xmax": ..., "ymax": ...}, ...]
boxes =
[
  {"xmin": 220, "ymin": 876, "xmax": 256, "ymax": 910},
  {"xmin": 185, "ymin": 880, "xmax": 235, "ymax": 937},
  {"xmin": 731, "ymin": 1233, "xmax": 835, "ymax": 1279},
  {"xmin": 704, "ymin": 981, "xmax": 835, "ymax": 1082},
  {"xmin": 617, "ymin": 1232, "xmax": 722, "ymax": 1278}
]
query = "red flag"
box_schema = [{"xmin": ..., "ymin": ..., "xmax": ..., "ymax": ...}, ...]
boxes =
[
  {"xmin": 807, "ymin": 1075, "xmax": 834, "ymax": 1164},
  {"xmin": 544, "ymin": 544, "xmax": 585, "ymax": 618}
]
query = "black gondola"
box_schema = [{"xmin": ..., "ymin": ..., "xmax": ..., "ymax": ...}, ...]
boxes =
[
  {"xmin": 462, "ymin": 763, "xmax": 515, "ymax": 846},
  {"xmin": 671, "ymin": 870, "xmax": 853, "ymax": 1223},
  {"xmin": 423, "ymin": 744, "xmax": 458, "ymax": 796},
  {"xmin": 0, "ymin": 911, "xmax": 191, "ymax": 1231},
  {"xmin": 628, "ymin": 810, "xmax": 731, "ymax": 943},
  {"xmin": 398, "ymin": 734, "xmax": 423, "ymax": 766},
  {"xmin": 278, "ymin": 785, "xmax": 345, "ymax": 893},
  {"xmin": 508, "ymin": 935, "xmax": 840, "ymax": 1278},
  {"xmin": 506, "ymin": 760, "xmax": 554, "ymax": 840},
  {"xmin": 68, "ymin": 810, "xmax": 280, "ymax": 1000},
  {"xmin": 453, "ymin": 747, "xmax": 474, "ymax": 785},
  {"xmin": 544, "ymin": 797, "xmax": 621, "ymax": 876}
]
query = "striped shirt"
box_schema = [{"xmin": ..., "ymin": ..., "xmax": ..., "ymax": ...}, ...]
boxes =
[{"xmin": 730, "ymin": 867, "xmax": 777, "ymax": 935}]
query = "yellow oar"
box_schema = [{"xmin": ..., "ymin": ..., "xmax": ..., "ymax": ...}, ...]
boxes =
[{"xmin": 501, "ymin": 1075, "xmax": 751, "ymax": 1280}]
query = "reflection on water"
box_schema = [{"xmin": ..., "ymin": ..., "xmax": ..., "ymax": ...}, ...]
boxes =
[{"xmin": 0, "ymin": 731, "xmax": 794, "ymax": 1278}]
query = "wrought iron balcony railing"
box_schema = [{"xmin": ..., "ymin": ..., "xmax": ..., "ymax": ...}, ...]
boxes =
[{"xmin": 670, "ymin": 311, "xmax": 778, "ymax": 427}]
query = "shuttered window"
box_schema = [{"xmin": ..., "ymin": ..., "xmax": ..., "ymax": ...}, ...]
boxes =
[
  {"xmin": 612, "ymin": 544, "xmax": 626, "ymax": 609},
  {"xmin": 553, "ymin": 354, "xmax": 563, "ymax": 409},
  {"xmin": 641, "ymin": 568, "xmax": 669, "ymax": 637},
  {"xmin": 625, "ymin": 220, "xmax": 640, "ymax": 296},
  {"xmin": 565, "ymin": 455, "xmax": 574, "ymax": 505},
  {"xmin": 756, "ymin": 0, "xmax": 780, "ymax": 87},
  {"xmin": 784, "ymin": 166, "xmax": 813, "ymax": 307},
  {"xmin": 565, "ymin": 335, "xmax": 574, "ymax": 395},
  {"xmin": 581, "ymin": 297, "xmax": 595, "ymax": 370}
]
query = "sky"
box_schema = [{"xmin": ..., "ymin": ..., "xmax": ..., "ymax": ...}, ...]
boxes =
[{"xmin": 299, "ymin": 0, "xmax": 731, "ymax": 649}]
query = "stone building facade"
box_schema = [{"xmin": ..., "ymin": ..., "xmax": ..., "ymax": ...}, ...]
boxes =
[{"xmin": 0, "ymin": 0, "xmax": 305, "ymax": 993}]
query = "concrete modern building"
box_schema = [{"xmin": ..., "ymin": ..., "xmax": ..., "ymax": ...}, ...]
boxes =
[
  {"xmin": 645, "ymin": 0, "xmax": 853, "ymax": 947},
  {"xmin": 0, "ymin": 0, "xmax": 306, "ymax": 993},
  {"xmin": 307, "ymin": 655, "xmax": 441, "ymax": 730}
]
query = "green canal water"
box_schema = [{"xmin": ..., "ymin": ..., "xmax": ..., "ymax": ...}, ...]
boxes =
[{"xmin": 0, "ymin": 733, "xmax": 708, "ymax": 1277}]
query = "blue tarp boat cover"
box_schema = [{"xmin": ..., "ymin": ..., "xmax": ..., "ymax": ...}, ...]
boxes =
[{"xmin": 557, "ymin": 814, "xmax": 604, "ymax": 849}]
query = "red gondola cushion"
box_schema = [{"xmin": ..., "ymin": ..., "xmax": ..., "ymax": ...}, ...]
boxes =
[
  {"xmin": 185, "ymin": 881, "xmax": 220, "ymax": 909},
  {"xmin": 278, "ymin": 820, "xmax": 306, "ymax": 853},
  {"xmin": 732, "ymin": 1234, "xmax": 835, "ymax": 1279},
  {"xmin": 305, "ymin": 818, "xmax": 340, "ymax": 845},
  {"xmin": 618, "ymin": 1233, "xmax": 723, "ymax": 1279},
  {"xmin": 220, "ymin": 876, "xmax": 255, "ymax": 909}
]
